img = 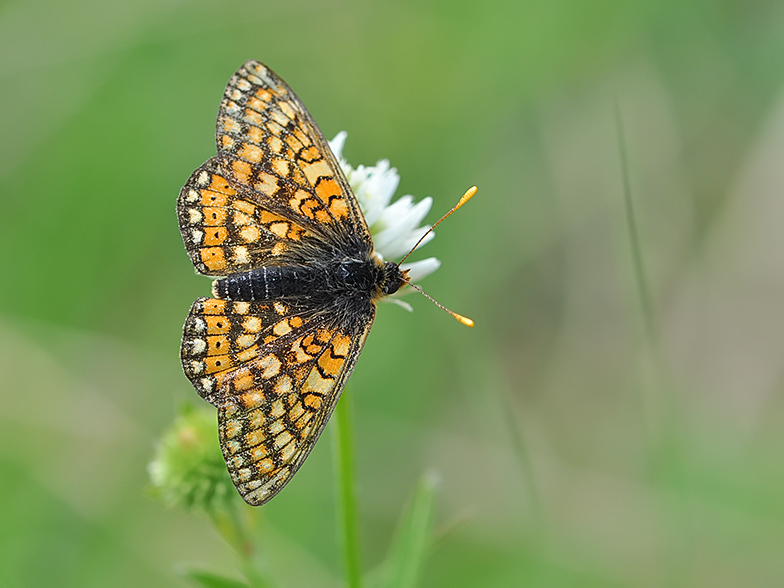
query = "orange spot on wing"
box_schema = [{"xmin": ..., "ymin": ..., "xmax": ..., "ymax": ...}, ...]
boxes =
[
  {"xmin": 318, "ymin": 351, "xmax": 344, "ymax": 377},
  {"xmin": 315, "ymin": 178, "xmax": 340, "ymax": 201},
  {"xmin": 201, "ymin": 247, "xmax": 227, "ymax": 271},
  {"xmin": 330, "ymin": 197, "xmax": 349, "ymax": 219},
  {"xmin": 207, "ymin": 335, "xmax": 229, "ymax": 355},
  {"xmin": 257, "ymin": 458, "xmax": 274, "ymax": 473},
  {"xmin": 332, "ymin": 333, "xmax": 351, "ymax": 356},
  {"xmin": 209, "ymin": 175, "xmax": 234, "ymax": 193},
  {"xmin": 269, "ymin": 222, "xmax": 289, "ymax": 237},
  {"xmin": 205, "ymin": 316, "xmax": 230, "ymax": 333},
  {"xmin": 246, "ymin": 428, "xmax": 266, "ymax": 447},
  {"xmin": 268, "ymin": 135, "xmax": 283, "ymax": 153},
  {"xmin": 244, "ymin": 125, "xmax": 263, "ymax": 145},
  {"xmin": 232, "ymin": 199, "xmax": 257, "ymax": 215},
  {"xmin": 221, "ymin": 117, "xmax": 241, "ymax": 134},
  {"xmin": 278, "ymin": 100, "xmax": 296, "ymax": 120},
  {"xmin": 239, "ymin": 225, "xmax": 261, "ymax": 243},
  {"xmin": 240, "ymin": 390, "xmax": 266, "ymax": 408},
  {"xmin": 204, "ymin": 354, "xmax": 234, "ymax": 373},
  {"xmin": 236, "ymin": 345, "xmax": 258, "ymax": 363},
  {"xmin": 244, "ymin": 109, "xmax": 263, "ymax": 126},
  {"xmin": 255, "ymin": 88, "xmax": 272, "ymax": 102},
  {"xmin": 204, "ymin": 226, "xmax": 228, "ymax": 245},
  {"xmin": 203, "ymin": 299, "xmax": 226, "ymax": 314},
  {"xmin": 293, "ymin": 128, "xmax": 311, "ymax": 148},
  {"xmin": 254, "ymin": 172, "xmax": 278, "ymax": 195},
  {"xmin": 202, "ymin": 207, "xmax": 227, "ymax": 226},
  {"xmin": 239, "ymin": 143, "xmax": 263, "ymax": 163},
  {"xmin": 232, "ymin": 160, "xmax": 252, "ymax": 183},
  {"xmin": 201, "ymin": 190, "xmax": 230, "ymax": 207}
]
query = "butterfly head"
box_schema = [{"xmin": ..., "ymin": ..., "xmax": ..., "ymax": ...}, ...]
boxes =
[{"xmin": 381, "ymin": 261, "xmax": 408, "ymax": 297}]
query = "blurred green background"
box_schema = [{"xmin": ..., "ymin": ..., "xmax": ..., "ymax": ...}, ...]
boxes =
[{"xmin": 2, "ymin": 0, "xmax": 784, "ymax": 586}]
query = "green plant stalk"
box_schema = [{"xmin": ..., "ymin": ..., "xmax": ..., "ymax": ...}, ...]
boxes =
[
  {"xmin": 615, "ymin": 102, "xmax": 656, "ymax": 347},
  {"xmin": 333, "ymin": 387, "xmax": 362, "ymax": 588},
  {"xmin": 501, "ymin": 390, "xmax": 545, "ymax": 545},
  {"xmin": 207, "ymin": 503, "xmax": 272, "ymax": 588},
  {"xmin": 615, "ymin": 102, "xmax": 695, "ymax": 586}
]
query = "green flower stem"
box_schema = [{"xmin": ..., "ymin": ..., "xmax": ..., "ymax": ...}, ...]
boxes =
[
  {"xmin": 207, "ymin": 503, "xmax": 273, "ymax": 588},
  {"xmin": 333, "ymin": 387, "xmax": 362, "ymax": 588}
]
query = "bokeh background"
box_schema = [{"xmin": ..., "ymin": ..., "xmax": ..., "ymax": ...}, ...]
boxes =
[{"xmin": 2, "ymin": 0, "xmax": 784, "ymax": 586}]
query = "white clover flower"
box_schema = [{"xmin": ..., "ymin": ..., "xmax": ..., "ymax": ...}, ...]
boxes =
[{"xmin": 329, "ymin": 131, "xmax": 441, "ymax": 289}]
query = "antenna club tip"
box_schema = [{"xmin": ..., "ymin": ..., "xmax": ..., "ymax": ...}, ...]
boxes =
[
  {"xmin": 456, "ymin": 315, "xmax": 475, "ymax": 327},
  {"xmin": 457, "ymin": 186, "xmax": 478, "ymax": 207}
]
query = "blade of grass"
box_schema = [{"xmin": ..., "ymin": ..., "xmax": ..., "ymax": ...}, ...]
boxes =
[
  {"xmin": 615, "ymin": 101, "xmax": 695, "ymax": 587},
  {"xmin": 180, "ymin": 568, "xmax": 251, "ymax": 588},
  {"xmin": 374, "ymin": 472, "xmax": 439, "ymax": 588},
  {"xmin": 615, "ymin": 101, "xmax": 656, "ymax": 346}
]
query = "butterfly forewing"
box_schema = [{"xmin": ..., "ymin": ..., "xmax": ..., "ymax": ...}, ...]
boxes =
[
  {"xmin": 177, "ymin": 157, "xmax": 331, "ymax": 276},
  {"xmin": 216, "ymin": 60, "xmax": 372, "ymax": 247}
]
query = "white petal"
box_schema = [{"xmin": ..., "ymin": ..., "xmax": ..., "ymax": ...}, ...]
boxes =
[
  {"xmin": 328, "ymin": 131, "xmax": 348, "ymax": 160},
  {"xmin": 356, "ymin": 160, "xmax": 399, "ymax": 226},
  {"xmin": 382, "ymin": 297, "xmax": 414, "ymax": 312},
  {"xmin": 398, "ymin": 227, "xmax": 435, "ymax": 257},
  {"xmin": 373, "ymin": 197, "xmax": 434, "ymax": 259}
]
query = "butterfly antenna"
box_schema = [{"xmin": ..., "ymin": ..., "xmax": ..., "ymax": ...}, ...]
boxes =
[
  {"xmin": 398, "ymin": 186, "xmax": 477, "ymax": 266},
  {"xmin": 397, "ymin": 185, "xmax": 478, "ymax": 328},
  {"xmin": 402, "ymin": 278, "xmax": 475, "ymax": 327}
]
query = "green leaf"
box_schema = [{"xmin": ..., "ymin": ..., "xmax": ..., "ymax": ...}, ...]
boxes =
[{"xmin": 373, "ymin": 471, "xmax": 439, "ymax": 588}]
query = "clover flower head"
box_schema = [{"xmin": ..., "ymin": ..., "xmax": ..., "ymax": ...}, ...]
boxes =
[
  {"xmin": 148, "ymin": 404, "xmax": 236, "ymax": 512},
  {"xmin": 329, "ymin": 132, "xmax": 441, "ymax": 286}
]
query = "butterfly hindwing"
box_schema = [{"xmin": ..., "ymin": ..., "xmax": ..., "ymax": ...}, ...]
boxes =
[
  {"xmin": 181, "ymin": 296, "xmax": 315, "ymax": 403},
  {"xmin": 218, "ymin": 312, "xmax": 375, "ymax": 506}
]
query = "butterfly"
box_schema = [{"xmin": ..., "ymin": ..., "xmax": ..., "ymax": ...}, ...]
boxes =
[{"xmin": 177, "ymin": 60, "xmax": 472, "ymax": 506}]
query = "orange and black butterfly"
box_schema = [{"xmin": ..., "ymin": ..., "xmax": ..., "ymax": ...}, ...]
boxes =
[{"xmin": 177, "ymin": 60, "xmax": 471, "ymax": 506}]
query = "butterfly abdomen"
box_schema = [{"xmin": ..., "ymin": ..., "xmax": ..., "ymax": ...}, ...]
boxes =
[{"xmin": 212, "ymin": 257, "xmax": 397, "ymax": 305}]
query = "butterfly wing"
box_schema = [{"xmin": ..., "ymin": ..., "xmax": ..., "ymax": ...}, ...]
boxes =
[
  {"xmin": 177, "ymin": 59, "xmax": 373, "ymax": 277},
  {"xmin": 177, "ymin": 157, "xmax": 326, "ymax": 275},
  {"xmin": 181, "ymin": 296, "xmax": 311, "ymax": 403},
  {"xmin": 216, "ymin": 60, "xmax": 372, "ymax": 248},
  {"xmin": 181, "ymin": 295, "xmax": 374, "ymax": 505}
]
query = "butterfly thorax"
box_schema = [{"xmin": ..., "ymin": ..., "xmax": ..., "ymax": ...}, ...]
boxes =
[{"xmin": 211, "ymin": 255, "xmax": 405, "ymax": 308}]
